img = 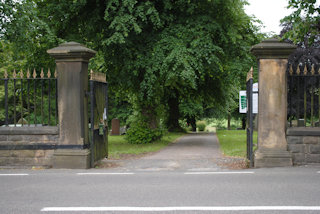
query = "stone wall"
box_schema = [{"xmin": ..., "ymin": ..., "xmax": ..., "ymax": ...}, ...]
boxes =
[
  {"xmin": 0, "ymin": 127, "xmax": 58, "ymax": 168},
  {"xmin": 287, "ymin": 127, "xmax": 320, "ymax": 165}
]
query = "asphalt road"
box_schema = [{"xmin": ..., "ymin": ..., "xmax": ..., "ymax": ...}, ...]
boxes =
[
  {"xmin": 0, "ymin": 134, "xmax": 320, "ymax": 214},
  {"xmin": 0, "ymin": 167, "xmax": 320, "ymax": 213}
]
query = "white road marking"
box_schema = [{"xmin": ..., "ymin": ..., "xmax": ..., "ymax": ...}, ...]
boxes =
[
  {"xmin": 77, "ymin": 172, "xmax": 134, "ymax": 175},
  {"xmin": 41, "ymin": 206, "xmax": 320, "ymax": 212},
  {"xmin": 0, "ymin": 174, "xmax": 29, "ymax": 176},
  {"xmin": 317, "ymin": 171, "xmax": 320, "ymax": 173},
  {"xmin": 184, "ymin": 171, "xmax": 254, "ymax": 175}
]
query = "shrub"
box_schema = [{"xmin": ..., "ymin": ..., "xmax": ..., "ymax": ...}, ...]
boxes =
[
  {"xmin": 125, "ymin": 120, "xmax": 163, "ymax": 144},
  {"xmin": 196, "ymin": 121, "xmax": 206, "ymax": 131}
]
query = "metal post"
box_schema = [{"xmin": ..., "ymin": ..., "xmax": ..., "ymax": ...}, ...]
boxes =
[
  {"xmin": 4, "ymin": 78, "xmax": 8, "ymax": 126},
  {"xmin": 90, "ymin": 80, "xmax": 95, "ymax": 168},
  {"xmin": 246, "ymin": 68, "xmax": 254, "ymax": 167}
]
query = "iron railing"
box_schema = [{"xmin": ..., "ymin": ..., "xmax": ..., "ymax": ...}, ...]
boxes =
[
  {"xmin": 287, "ymin": 64, "xmax": 320, "ymax": 127},
  {"xmin": 1, "ymin": 69, "xmax": 58, "ymax": 127}
]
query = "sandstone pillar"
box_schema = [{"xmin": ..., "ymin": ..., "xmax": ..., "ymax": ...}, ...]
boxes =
[
  {"xmin": 47, "ymin": 42, "xmax": 96, "ymax": 168},
  {"xmin": 251, "ymin": 38, "xmax": 296, "ymax": 167}
]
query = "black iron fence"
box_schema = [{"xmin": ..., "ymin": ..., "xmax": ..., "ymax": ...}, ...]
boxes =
[
  {"xmin": 0, "ymin": 69, "xmax": 58, "ymax": 127},
  {"xmin": 287, "ymin": 64, "xmax": 320, "ymax": 127}
]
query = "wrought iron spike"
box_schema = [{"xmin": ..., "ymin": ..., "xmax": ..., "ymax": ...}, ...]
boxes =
[
  {"xmin": 40, "ymin": 68, "xmax": 44, "ymax": 78},
  {"xmin": 54, "ymin": 70, "xmax": 57, "ymax": 78},
  {"xmin": 13, "ymin": 70, "xmax": 17, "ymax": 79},
  {"xmin": 311, "ymin": 65, "xmax": 315, "ymax": 75},
  {"xmin": 4, "ymin": 70, "xmax": 8, "ymax": 78},
  {"xmin": 303, "ymin": 65, "xmax": 308, "ymax": 75},
  {"xmin": 33, "ymin": 69, "xmax": 37, "ymax": 79},
  {"xmin": 47, "ymin": 69, "xmax": 51, "ymax": 78},
  {"xmin": 289, "ymin": 65, "xmax": 294, "ymax": 75},
  {"xmin": 296, "ymin": 66, "xmax": 301, "ymax": 75},
  {"xmin": 246, "ymin": 67, "xmax": 253, "ymax": 82},
  {"xmin": 20, "ymin": 70, "xmax": 24, "ymax": 78},
  {"xmin": 90, "ymin": 70, "xmax": 94, "ymax": 80},
  {"xmin": 27, "ymin": 69, "xmax": 30, "ymax": 78}
]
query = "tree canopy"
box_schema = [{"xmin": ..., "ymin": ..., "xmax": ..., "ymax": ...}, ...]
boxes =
[
  {"xmin": 281, "ymin": 0, "xmax": 320, "ymax": 47},
  {"xmin": 0, "ymin": 0, "xmax": 263, "ymax": 141}
]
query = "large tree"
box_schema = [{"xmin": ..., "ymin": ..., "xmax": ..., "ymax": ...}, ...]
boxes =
[
  {"xmin": 1, "ymin": 0, "xmax": 261, "ymax": 141},
  {"xmin": 281, "ymin": 0, "xmax": 320, "ymax": 47}
]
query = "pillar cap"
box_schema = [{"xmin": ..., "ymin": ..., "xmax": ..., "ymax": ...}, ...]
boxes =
[
  {"xmin": 251, "ymin": 38, "xmax": 297, "ymax": 59},
  {"xmin": 47, "ymin": 42, "xmax": 96, "ymax": 62}
]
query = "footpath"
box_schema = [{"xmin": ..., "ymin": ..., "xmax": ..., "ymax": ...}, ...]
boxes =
[{"xmin": 100, "ymin": 133, "xmax": 247, "ymax": 171}]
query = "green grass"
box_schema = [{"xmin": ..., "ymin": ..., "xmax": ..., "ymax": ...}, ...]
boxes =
[
  {"xmin": 108, "ymin": 132, "xmax": 185, "ymax": 159},
  {"xmin": 206, "ymin": 118, "xmax": 243, "ymax": 130},
  {"xmin": 216, "ymin": 130, "xmax": 257, "ymax": 158}
]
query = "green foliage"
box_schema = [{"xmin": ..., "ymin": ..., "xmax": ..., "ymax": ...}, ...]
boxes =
[
  {"xmin": 207, "ymin": 118, "xmax": 243, "ymax": 130},
  {"xmin": 0, "ymin": 0, "xmax": 264, "ymax": 141},
  {"xmin": 196, "ymin": 121, "xmax": 206, "ymax": 132},
  {"xmin": 281, "ymin": 0, "xmax": 320, "ymax": 46},
  {"xmin": 125, "ymin": 121, "xmax": 163, "ymax": 144},
  {"xmin": 0, "ymin": 0, "xmax": 59, "ymax": 70},
  {"xmin": 125, "ymin": 114, "xmax": 163, "ymax": 144}
]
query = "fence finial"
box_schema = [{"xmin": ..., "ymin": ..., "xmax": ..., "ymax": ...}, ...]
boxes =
[
  {"xmin": 90, "ymin": 69, "xmax": 94, "ymax": 80},
  {"xmin": 20, "ymin": 70, "xmax": 24, "ymax": 79},
  {"xmin": 311, "ymin": 65, "xmax": 315, "ymax": 75},
  {"xmin": 289, "ymin": 65, "xmax": 294, "ymax": 75},
  {"xmin": 40, "ymin": 68, "xmax": 44, "ymax": 78},
  {"xmin": 296, "ymin": 66, "xmax": 301, "ymax": 75},
  {"xmin": 303, "ymin": 65, "xmax": 308, "ymax": 75},
  {"xmin": 246, "ymin": 67, "xmax": 253, "ymax": 82},
  {"xmin": 27, "ymin": 69, "xmax": 30, "ymax": 78},
  {"xmin": 13, "ymin": 70, "xmax": 17, "ymax": 79},
  {"xmin": 47, "ymin": 69, "xmax": 51, "ymax": 78},
  {"xmin": 4, "ymin": 70, "xmax": 8, "ymax": 78},
  {"xmin": 33, "ymin": 69, "xmax": 37, "ymax": 79}
]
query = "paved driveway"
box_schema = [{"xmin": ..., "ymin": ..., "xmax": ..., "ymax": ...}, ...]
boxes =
[{"xmin": 101, "ymin": 133, "xmax": 246, "ymax": 172}]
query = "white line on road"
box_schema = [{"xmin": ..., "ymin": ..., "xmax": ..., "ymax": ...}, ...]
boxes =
[
  {"xmin": 77, "ymin": 172, "xmax": 134, "ymax": 175},
  {"xmin": 184, "ymin": 171, "xmax": 254, "ymax": 175},
  {"xmin": 0, "ymin": 174, "xmax": 29, "ymax": 176},
  {"xmin": 41, "ymin": 206, "xmax": 320, "ymax": 212}
]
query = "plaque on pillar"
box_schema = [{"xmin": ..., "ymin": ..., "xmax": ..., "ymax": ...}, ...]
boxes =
[{"xmin": 111, "ymin": 118, "xmax": 120, "ymax": 135}]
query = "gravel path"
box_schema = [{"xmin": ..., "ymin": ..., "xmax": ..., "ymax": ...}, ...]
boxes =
[{"xmin": 100, "ymin": 133, "xmax": 247, "ymax": 171}]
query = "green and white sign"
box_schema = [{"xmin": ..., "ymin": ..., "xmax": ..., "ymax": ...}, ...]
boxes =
[
  {"xmin": 239, "ymin": 88, "xmax": 258, "ymax": 114},
  {"xmin": 239, "ymin": 90, "xmax": 247, "ymax": 113}
]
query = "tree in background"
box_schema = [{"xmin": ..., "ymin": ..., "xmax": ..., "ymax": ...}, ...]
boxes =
[
  {"xmin": 1, "ymin": 0, "xmax": 263, "ymax": 142},
  {"xmin": 281, "ymin": 0, "xmax": 320, "ymax": 47}
]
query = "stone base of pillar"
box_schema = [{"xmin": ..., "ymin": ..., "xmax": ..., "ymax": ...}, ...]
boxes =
[
  {"xmin": 53, "ymin": 149, "xmax": 90, "ymax": 169},
  {"xmin": 254, "ymin": 149, "xmax": 293, "ymax": 168}
]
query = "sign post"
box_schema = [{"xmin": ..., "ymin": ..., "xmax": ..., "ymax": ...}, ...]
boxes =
[{"xmin": 246, "ymin": 68, "xmax": 253, "ymax": 167}]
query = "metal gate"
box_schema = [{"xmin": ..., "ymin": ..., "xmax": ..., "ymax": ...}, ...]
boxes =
[{"xmin": 89, "ymin": 71, "xmax": 108, "ymax": 167}]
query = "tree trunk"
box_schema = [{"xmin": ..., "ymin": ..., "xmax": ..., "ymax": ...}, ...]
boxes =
[
  {"xmin": 141, "ymin": 107, "xmax": 158, "ymax": 129},
  {"xmin": 166, "ymin": 91, "xmax": 183, "ymax": 132},
  {"xmin": 190, "ymin": 117, "xmax": 196, "ymax": 132},
  {"xmin": 227, "ymin": 112, "xmax": 231, "ymax": 130},
  {"xmin": 241, "ymin": 115, "xmax": 246, "ymax": 130}
]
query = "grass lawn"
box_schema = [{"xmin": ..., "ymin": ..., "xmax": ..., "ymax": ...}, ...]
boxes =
[
  {"xmin": 108, "ymin": 132, "xmax": 185, "ymax": 159},
  {"xmin": 216, "ymin": 130, "xmax": 257, "ymax": 158}
]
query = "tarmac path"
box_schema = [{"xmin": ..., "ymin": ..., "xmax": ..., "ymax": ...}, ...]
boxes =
[{"xmin": 102, "ymin": 133, "xmax": 246, "ymax": 172}]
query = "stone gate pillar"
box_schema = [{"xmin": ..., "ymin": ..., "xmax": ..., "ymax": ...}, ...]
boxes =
[
  {"xmin": 47, "ymin": 42, "xmax": 96, "ymax": 168},
  {"xmin": 251, "ymin": 38, "xmax": 296, "ymax": 167}
]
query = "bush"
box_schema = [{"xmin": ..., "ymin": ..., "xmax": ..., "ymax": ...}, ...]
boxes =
[
  {"xmin": 125, "ymin": 120, "xmax": 163, "ymax": 144},
  {"xmin": 196, "ymin": 121, "xmax": 206, "ymax": 131}
]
